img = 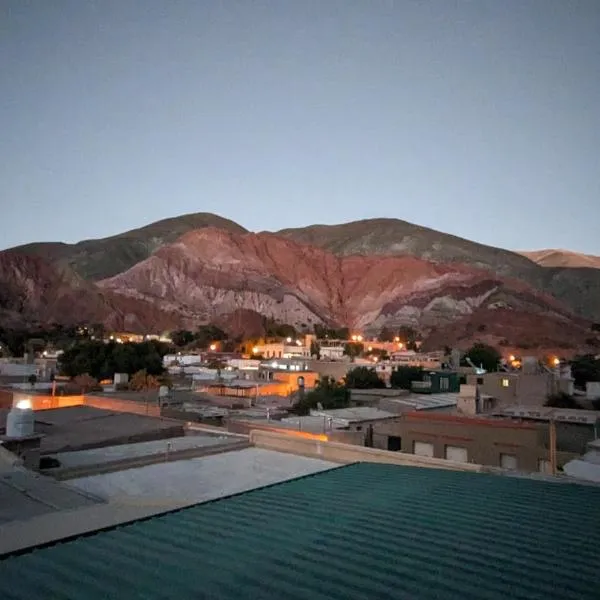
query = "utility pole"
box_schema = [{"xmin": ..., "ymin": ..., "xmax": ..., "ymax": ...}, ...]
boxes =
[{"xmin": 549, "ymin": 418, "xmax": 557, "ymax": 476}]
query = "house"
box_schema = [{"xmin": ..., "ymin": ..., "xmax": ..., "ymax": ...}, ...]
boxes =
[{"xmin": 371, "ymin": 411, "xmax": 579, "ymax": 472}]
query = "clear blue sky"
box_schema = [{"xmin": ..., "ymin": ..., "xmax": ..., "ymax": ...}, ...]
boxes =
[{"xmin": 1, "ymin": 1, "xmax": 599, "ymax": 253}]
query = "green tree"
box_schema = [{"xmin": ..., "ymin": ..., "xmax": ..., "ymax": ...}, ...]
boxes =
[
  {"xmin": 194, "ymin": 325, "xmax": 228, "ymax": 348},
  {"xmin": 59, "ymin": 340, "xmax": 168, "ymax": 379},
  {"xmin": 570, "ymin": 354, "xmax": 600, "ymax": 390},
  {"xmin": 379, "ymin": 327, "xmax": 394, "ymax": 342},
  {"xmin": 390, "ymin": 366, "xmax": 424, "ymax": 390},
  {"xmin": 344, "ymin": 366, "xmax": 385, "ymax": 389},
  {"xmin": 343, "ymin": 342, "xmax": 364, "ymax": 361},
  {"xmin": 545, "ymin": 393, "xmax": 581, "ymax": 409},
  {"xmin": 293, "ymin": 377, "xmax": 349, "ymax": 415},
  {"xmin": 465, "ymin": 343, "xmax": 501, "ymax": 372},
  {"xmin": 171, "ymin": 330, "xmax": 195, "ymax": 347},
  {"xmin": 129, "ymin": 369, "xmax": 161, "ymax": 391},
  {"xmin": 310, "ymin": 341, "xmax": 321, "ymax": 359},
  {"xmin": 366, "ymin": 348, "xmax": 389, "ymax": 361}
]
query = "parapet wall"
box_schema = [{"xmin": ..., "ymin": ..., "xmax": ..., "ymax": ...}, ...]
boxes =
[{"xmin": 249, "ymin": 429, "xmax": 484, "ymax": 472}]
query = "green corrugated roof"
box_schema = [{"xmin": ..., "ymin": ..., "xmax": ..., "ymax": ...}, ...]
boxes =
[{"xmin": 1, "ymin": 463, "xmax": 599, "ymax": 599}]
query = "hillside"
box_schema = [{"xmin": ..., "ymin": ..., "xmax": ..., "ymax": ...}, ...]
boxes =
[
  {"xmin": 520, "ymin": 249, "xmax": 600, "ymax": 269},
  {"xmin": 0, "ymin": 250, "xmax": 187, "ymax": 332},
  {"xmin": 2, "ymin": 213, "xmax": 598, "ymax": 348},
  {"xmin": 95, "ymin": 228, "xmax": 592, "ymax": 349},
  {"xmin": 275, "ymin": 218, "xmax": 543, "ymax": 282},
  {"xmin": 12, "ymin": 212, "xmax": 247, "ymax": 281}
]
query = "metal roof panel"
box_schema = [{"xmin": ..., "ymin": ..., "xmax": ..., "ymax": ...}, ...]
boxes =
[{"xmin": 1, "ymin": 463, "xmax": 599, "ymax": 599}]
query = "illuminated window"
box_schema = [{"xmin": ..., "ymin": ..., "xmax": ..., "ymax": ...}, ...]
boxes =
[{"xmin": 501, "ymin": 378, "xmax": 510, "ymax": 387}]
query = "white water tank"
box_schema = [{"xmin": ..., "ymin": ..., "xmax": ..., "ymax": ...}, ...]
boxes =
[
  {"xmin": 158, "ymin": 386, "xmax": 170, "ymax": 398},
  {"xmin": 6, "ymin": 400, "xmax": 35, "ymax": 438}
]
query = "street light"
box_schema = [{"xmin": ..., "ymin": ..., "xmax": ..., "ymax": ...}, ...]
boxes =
[{"xmin": 209, "ymin": 344, "xmax": 217, "ymax": 351}]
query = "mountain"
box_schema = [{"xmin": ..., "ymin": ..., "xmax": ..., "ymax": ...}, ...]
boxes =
[
  {"xmin": 276, "ymin": 218, "xmax": 543, "ymax": 282},
  {"xmin": 11, "ymin": 213, "xmax": 246, "ymax": 281},
  {"xmin": 95, "ymin": 228, "xmax": 592, "ymax": 350},
  {"xmin": 0, "ymin": 251, "xmax": 187, "ymax": 332},
  {"xmin": 2, "ymin": 213, "xmax": 598, "ymax": 351},
  {"xmin": 520, "ymin": 249, "xmax": 600, "ymax": 269},
  {"xmin": 277, "ymin": 219, "xmax": 600, "ymax": 322}
]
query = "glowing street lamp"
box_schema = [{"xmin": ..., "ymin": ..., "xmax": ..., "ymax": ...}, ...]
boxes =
[
  {"xmin": 286, "ymin": 337, "xmax": 292, "ymax": 343},
  {"xmin": 209, "ymin": 344, "xmax": 217, "ymax": 351},
  {"xmin": 552, "ymin": 357, "xmax": 560, "ymax": 367},
  {"xmin": 252, "ymin": 347, "xmax": 259, "ymax": 354}
]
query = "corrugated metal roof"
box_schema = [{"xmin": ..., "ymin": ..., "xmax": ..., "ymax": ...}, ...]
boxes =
[{"xmin": 1, "ymin": 463, "xmax": 600, "ymax": 599}]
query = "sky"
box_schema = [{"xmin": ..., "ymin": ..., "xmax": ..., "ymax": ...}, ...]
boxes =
[{"xmin": 1, "ymin": 0, "xmax": 599, "ymax": 254}]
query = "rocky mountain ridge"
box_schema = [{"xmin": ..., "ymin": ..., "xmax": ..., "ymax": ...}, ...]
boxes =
[
  {"xmin": 519, "ymin": 249, "xmax": 600, "ymax": 270},
  {"xmin": 2, "ymin": 213, "xmax": 598, "ymax": 351}
]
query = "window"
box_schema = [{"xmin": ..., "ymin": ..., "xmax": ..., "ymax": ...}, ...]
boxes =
[
  {"xmin": 445, "ymin": 445, "xmax": 468, "ymax": 463},
  {"xmin": 500, "ymin": 453, "xmax": 518, "ymax": 470},
  {"xmin": 440, "ymin": 377, "xmax": 449, "ymax": 391},
  {"xmin": 501, "ymin": 378, "xmax": 510, "ymax": 388},
  {"xmin": 387, "ymin": 436, "xmax": 402, "ymax": 452},
  {"xmin": 477, "ymin": 377, "xmax": 484, "ymax": 385},
  {"xmin": 538, "ymin": 459, "xmax": 552, "ymax": 474}
]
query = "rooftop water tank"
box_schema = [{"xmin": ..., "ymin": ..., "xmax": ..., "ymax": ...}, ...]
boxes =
[{"xmin": 6, "ymin": 400, "xmax": 35, "ymax": 438}]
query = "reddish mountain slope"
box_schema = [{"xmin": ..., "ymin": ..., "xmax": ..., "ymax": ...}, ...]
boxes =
[
  {"xmin": 96, "ymin": 228, "xmax": 586, "ymax": 348},
  {"xmin": 0, "ymin": 251, "xmax": 185, "ymax": 332}
]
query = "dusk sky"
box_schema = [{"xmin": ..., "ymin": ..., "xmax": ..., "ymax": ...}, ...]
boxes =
[{"xmin": 1, "ymin": 1, "xmax": 599, "ymax": 254}]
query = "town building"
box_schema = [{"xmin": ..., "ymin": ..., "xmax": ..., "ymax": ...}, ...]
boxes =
[{"xmin": 370, "ymin": 411, "xmax": 579, "ymax": 472}]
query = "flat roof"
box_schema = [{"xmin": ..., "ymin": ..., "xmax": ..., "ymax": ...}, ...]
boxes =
[
  {"xmin": 33, "ymin": 406, "xmax": 185, "ymax": 454},
  {"xmin": 1, "ymin": 462, "xmax": 599, "ymax": 598},
  {"xmin": 50, "ymin": 434, "xmax": 242, "ymax": 471},
  {"xmin": 0, "ymin": 467, "xmax": 102, "ymax": 525},
  {"xmin": 494, "ymin": 406, "xmax": 600, "ymax": 425},
  {"xmin": 309, "ymin": 407, "xmax": 397, "ymax": 422},
  {"xmin": 67, "ymin": 448, "xmax": 336, "ymax": 505},
  {"xmin": 384, "ymin": 392, "xmax": 459, "ymax": 410}
]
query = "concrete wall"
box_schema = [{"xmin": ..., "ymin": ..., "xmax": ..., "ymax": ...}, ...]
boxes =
[
  {"xmin": 249, "ymin": 429, "xmax": 484, "ymax": 472},
  {"xmin": 466, "ymin": 373, "xmax": 552, "ymax": 407},
  {"xmin": 372, "ymin": 414, "xmax": 576, "ymax": 472}
]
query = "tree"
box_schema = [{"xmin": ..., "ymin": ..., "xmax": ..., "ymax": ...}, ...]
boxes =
[
  {"xmin": 366, "ymin": 348, "xmax": 389, "ymax": 361},
  {"xmin": 570, "ymin": 354, "xmax": 600, "ymax": 390},
  {"xmin": 59, "ymin": 340, "xmax": 168, "ymax": 379},
  {"xmin": 465, "ymin": 343, "xmax": 501, "ymax": 372},
  {"xmin": 379, "ymin": 327, "xmax": 394, "ymax": 342},
  {"xmin": 310, "ymin": 341, "xmax": 321, "ymax": 359},
  {"xmin": 314, "ymin": 325, "xmax": 349, "ymax": 340},
  {"xmin": 343, "ymin": 342, "xmax": 364, "ymax": 361},
  {"xmin": 390, "ymin": 366, "xmax": 424, "ymax": 390},
  {"xmin": 194, "ymin": 325, "xmax": 228, "ymax": 349},
  {"xmin": 292, "ymin": 376, "xmax": 349, "ymax": 415},
  {"xmin": 545, "ymin": 393, "xmax": 581, "ymax": 409},
  {"xmin": 345, "ymin": 367, "xmax": 385, "ymax": 389},
  {"xmin": 129, "ymin": 369, "xmax": 161, "ymax": 391},
  {"xmin": 73, "ymin": 373, "xmax": 98, "ymax": 393},
  {"xmin": 171, "ymin": 330, "xmax": 195, "ymax": 347}
]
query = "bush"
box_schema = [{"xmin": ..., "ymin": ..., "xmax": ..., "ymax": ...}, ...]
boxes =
[
  {"xmin": 344, "ymin": 367, "xmax": 385, "ymax": 389},
  {"xmin": 390, "ymin": 366, "xmax": 424, "ymax": 390}
]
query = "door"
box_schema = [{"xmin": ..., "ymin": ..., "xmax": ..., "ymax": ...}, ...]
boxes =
[
  {"xmin": 413, "ymin": 441, "xmax": 434, "ymax": 457},
  {"xmin": 500, "ymin": 453, "xmax": 518, "ymax": 470},
  {"xmin": 387, "ymin": 436, "xmax": 402, "ymax": 452},
  {"xmin": 445, "ymin": 445, "xmax": 468, "ymax": 463}
]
